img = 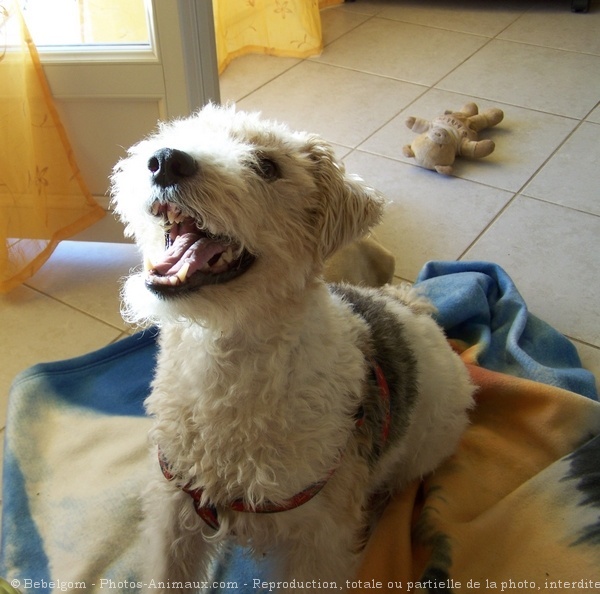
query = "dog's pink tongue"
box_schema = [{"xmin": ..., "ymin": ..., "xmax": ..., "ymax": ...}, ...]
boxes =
[{"xmin": 151, "ymin": 233, "xmax": 226, "ymax": 277}]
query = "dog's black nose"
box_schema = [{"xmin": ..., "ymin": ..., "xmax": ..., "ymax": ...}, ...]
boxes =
[{"xmin": 148, "ymin": 148, "xmax": 197, "ymax": 187}]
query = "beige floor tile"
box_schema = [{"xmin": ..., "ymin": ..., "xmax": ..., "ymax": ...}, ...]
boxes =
[
  {"xmin": 379, "ymin": 0, "xmax": 533, "ymax": 37},
  {"xmin": 313, "ymin": 17, "xmax": 489, "ymax": 86},
  {"xmin": 25, "ymin": 241, "xmax": 139, "ymax": 331},
  {"xmin": 342, "ymin": 150, "xmax": 513, "ymax": 281},
  {"xmin": 236, "ymin": 60, "xmax": 425, "ymax": 147},
  {"xmin": 359, "ymin": 88, "xmax": 578, "ymax": 192},
  {"xmin": 498, "ymin": 0, "xmax": 600, "ymax": 55},
  {"xmin": 523, "ymin": 122, "xmax": 600, "ymax": 215},
  {"xmin": 0, "ymin": 286, "xmax": 121, "ymax": 427},
  {"xmin": 320, "ymin": 4, "xmax": 370, "ymax": 46},
  {"xmin": 437, "ymin": 39, "xmax": 600, "ymax": 118},
  {"xmin": 463, "ymin": 196, "xmax": 600, "ymax": 346},
  {"xmin": 219, "ymin": 55, "xmax": 301, "ymax": 104}
]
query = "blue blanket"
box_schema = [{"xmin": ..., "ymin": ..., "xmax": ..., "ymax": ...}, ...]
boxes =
[
  {"xmin": 1, "ymin": 261, "xmax": 597, "ymax": 593},
  {"xmin": 416, "ymin": 261, "xmax": 596, "ymax": 399}
]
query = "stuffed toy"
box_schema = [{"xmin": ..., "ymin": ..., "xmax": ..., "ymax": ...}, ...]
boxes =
[{"xmin": 402, "ymin": 102, "xmax": 504, "ymax": 175}]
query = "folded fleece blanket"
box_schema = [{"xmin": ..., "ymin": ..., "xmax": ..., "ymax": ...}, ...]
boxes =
[{"xmin": 1, "ymin": 261, "xmax": 598, "ymax": 594}]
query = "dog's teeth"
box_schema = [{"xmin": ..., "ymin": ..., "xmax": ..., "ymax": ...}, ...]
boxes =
[
  {"xmin": 222, "ymin": 247, "xmax": 234, "ymax": 264},
  {"xmin": 166, "ymin": 204, "xmax": 184, "ymax": 223},
  {"xmin": 144, "ymin": 256, "xmax": 154, "ymax": 271},
  {"xmin": 176, "ymin": 262, "xmax": 190, "ymax": 283}
]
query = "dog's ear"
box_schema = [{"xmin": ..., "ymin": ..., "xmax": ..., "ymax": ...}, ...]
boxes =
[{"xmin": 305, "ymin": 136, "xmax": 386, "ymax": 260}]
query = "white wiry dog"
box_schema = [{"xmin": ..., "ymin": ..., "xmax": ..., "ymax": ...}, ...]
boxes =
[{"xmin": 111, "ymin": 104, "xmax": 475, "ymax": 593}]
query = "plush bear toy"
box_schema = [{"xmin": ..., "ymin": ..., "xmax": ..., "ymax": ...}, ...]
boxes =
[{"xmin": 402, "ymin": 102, "xmax": 504, "ymax": 175}]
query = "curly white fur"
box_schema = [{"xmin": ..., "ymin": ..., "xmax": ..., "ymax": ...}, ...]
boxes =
[{"xmin": 111, "ymin": 104, "xmax": 475, "ymax": 593}]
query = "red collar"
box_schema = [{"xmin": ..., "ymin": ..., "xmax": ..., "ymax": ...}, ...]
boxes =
[
  {"xmin": 158, "ymin": 357, "xmax": 391, "ymax": 530},
  {"xmin": 357, "ymin": 357, "xmax": 391, "ymax": 444},
  {"xmin": 159, "ymin": 450, "xmax": 335, "ymax": 530}
]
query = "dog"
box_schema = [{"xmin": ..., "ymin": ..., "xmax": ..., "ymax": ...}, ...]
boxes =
[{"xmin": 111, "ymin": 104, "xmax": 475, "ymax": 593}]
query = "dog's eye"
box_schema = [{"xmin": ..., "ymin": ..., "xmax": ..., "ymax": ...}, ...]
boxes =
[{"xmin": 251, "ymin": 153, "xmax": 280, "ymax": 181}]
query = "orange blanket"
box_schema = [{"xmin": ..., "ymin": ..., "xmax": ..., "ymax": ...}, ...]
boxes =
[{"xmin": 356, "ymin": 358, "xmax": 600, "ymax": 592}]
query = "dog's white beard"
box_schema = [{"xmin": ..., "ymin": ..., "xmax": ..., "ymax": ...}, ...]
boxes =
[
  {"xmin": 120, "ymin": 273, "xmax": 188, "ymax": 328},
  {"xmin": 120, "ymin": 269, "xmax": 268, "ymax": 330}
]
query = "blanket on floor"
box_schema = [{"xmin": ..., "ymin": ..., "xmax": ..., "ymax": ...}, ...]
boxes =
[{"xmin": 1, "ymin": 261, "xmax": 598, "ymax": 594}]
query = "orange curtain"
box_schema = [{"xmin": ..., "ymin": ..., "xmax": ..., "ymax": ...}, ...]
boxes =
[
  {"xmin": 0, "ymin": 0, "xmax": 105, "ymax": 293},
  {"xmin": 213, "ymin": 0, "xmax": 344, "ymax": 74}
]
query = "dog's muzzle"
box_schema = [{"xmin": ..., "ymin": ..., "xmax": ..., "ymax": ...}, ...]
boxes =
[{"xmin": 143, "ymin": 148, "xmax": 256, "ymax": 296}]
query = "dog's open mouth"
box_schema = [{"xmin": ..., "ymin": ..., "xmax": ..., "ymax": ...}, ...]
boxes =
[{"xmin": 145, "ymin": 201, "xmax": 255, "ymax": 296}]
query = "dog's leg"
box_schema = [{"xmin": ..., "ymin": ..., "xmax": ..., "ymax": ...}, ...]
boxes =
[{"xmin": 141, "ymin": 472, "xmax": 219, "ymax": 594}]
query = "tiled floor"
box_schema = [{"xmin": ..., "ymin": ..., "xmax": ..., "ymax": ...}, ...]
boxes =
[
  {"xmin": 1, "ymin": 0, "xmax": 599, "ymax": 511},
  {"xmin": 219, "ymin": 0, "xmax": 600, "ymax": 374}
]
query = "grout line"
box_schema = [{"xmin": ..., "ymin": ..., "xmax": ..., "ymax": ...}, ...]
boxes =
[
  {"xmin": 392, "ymin": 273, "xmax": 414, "ymax": 285},
  {"xmin": 367, "ymin": 16, "xmax": 494, "ymax": 41},
  {"xmin": 519, "ymin": 193, "xmax": 600, "ymax": 219},
  {"xmin": 568, "ymin": 336, "xmax": 600, "ymax": 351},
  {"xmin": 458, "ymin": 187, "xmax": 600, "ymax": 263},
  {"xmin": 456, "ymin": 192, "xmax": 519, "ymax": 261},
  {"xmin": 491, "ymin": 33, "xmax": 600, "ymax": 59},
  {"xmin": 352, "ymin": 85, "xmax": 431, "ymax": 150},
  {"xmin": 21, "ymin": 283, "xmax": 128, "ymax": 336},
  {"xmin": 225, "ymin": 60, "xmax": 303, "ymax": 104},
  {"xmin": 508, "ymin": 113, "xmax": 596, "ymax": 198},
  {"xmin": 109, "ymin": 331, "xmax": 139, "ymax": 344}
]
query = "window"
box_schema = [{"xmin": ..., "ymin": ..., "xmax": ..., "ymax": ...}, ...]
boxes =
[{"xmin": 19, "ymin": 0, "xmax": 154, "ymax": 59}]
